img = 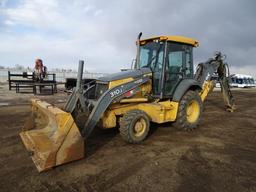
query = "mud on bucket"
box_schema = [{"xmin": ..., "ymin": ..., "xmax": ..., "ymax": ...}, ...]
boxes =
[{"xmin": 20, "ymin": 99, "xmax": 85, "ymax": 172}]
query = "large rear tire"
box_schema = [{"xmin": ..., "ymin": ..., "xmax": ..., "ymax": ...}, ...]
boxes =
[
  {"xmin": 119, "ymin": 110, "xmax": 150, "ymax": 143},
  {"xmin": 173, "ymin": 90, "xmax": 203, "ymax": 131}
]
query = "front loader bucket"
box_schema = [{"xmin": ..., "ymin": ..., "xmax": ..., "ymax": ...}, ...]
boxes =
[{"xmin": 20, "ymin": 99, "xmax": 84, "ymax": 172}]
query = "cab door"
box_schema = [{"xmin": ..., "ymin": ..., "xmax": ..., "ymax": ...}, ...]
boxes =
[{"xmin": 163, "ymin": 42, "xmax": 193, "ymax": 97}]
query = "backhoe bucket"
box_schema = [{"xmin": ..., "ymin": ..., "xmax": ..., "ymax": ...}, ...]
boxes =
[{"xmin": 20, "ymin": 99, "xmax": 84, "ymax": 172}]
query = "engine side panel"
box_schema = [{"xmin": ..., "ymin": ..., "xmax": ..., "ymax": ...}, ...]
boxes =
[{"xmin": 101, "ymin": 101, "xmax": 179, "ymax": 129}]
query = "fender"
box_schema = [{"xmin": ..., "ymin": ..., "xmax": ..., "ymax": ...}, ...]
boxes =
[{"xmin": 172, "ymin": 79, "xmax": 201, "ymax": 102}]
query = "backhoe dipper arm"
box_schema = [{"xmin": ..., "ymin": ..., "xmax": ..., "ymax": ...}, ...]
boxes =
[{"xmin": 194, "ymin": 52, "xmax": 235, "ymax": 112}]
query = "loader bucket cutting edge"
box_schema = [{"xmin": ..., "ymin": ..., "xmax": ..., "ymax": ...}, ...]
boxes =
[{"xmin": 20, "ymin": 99, "xmax": 85, "ymax": 172}]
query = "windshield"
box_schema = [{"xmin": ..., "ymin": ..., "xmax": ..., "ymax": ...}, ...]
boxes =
[{"xmin": 138, "ymin": 41, "xmax": 164, "ymax": 69}]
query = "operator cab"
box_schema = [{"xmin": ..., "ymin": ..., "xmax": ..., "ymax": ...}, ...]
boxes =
[{"xmin": 136, "ymin": 36, "xmax": 199, "ymax": 99}]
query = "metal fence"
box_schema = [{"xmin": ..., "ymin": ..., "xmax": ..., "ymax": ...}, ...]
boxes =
[{"xmin": 0, "ymin": 69, "xmax": 107, "ymax": 83}]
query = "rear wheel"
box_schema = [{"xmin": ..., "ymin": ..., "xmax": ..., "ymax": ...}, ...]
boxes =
[
  {"xmin": 119, "ymin": 110, "xmax": 150, "ymax": 143},
  {"xmin": 173, "ymin": 90, "xmax": 203, "ymax": 131}
]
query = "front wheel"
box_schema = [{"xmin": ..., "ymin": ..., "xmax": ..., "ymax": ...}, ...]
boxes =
[
  {"xmin": 173, "ymin": 90, "xmax": 203, "ymax": 131},
  {"xmin": 119, "ymin": 110, "xmax": 150, "ymax": 143}
]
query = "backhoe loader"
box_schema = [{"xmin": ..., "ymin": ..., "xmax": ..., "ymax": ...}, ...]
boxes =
[{"xmin": 20, "ymin": 33, "xmax": 235, "ymax": 172}]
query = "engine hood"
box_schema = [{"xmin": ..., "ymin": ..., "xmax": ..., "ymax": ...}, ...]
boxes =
[{"xmin": 98, "ymin": 68, "xmax": 151, "ymax": 82}]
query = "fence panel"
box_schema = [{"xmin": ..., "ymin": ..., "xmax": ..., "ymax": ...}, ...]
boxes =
[{"xmin": 0, "ymin": 69, "xmax": 107, "ymax": 83}]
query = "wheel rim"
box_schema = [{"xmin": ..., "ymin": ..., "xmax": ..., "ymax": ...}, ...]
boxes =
[
  {"xmin": 133, "ymin": 117, "xmax": 147, "ymax": 137},
  {"xmin": 186, "ymin": 100, "xmax": 200, "ymax": 123}
]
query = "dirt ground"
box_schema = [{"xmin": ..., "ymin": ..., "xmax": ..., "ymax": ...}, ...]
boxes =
[{"xmin": 0, "ymin": 83, "xmax": 256, "ymax": 192}]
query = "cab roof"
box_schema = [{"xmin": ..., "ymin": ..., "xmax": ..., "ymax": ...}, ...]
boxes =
[{"xmin": 139, "ymin": 36, "xmax": 199, "ymax": 47}]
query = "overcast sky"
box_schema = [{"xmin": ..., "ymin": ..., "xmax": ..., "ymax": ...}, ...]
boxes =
[{"xmin": 0, "ymin": 0, "xmax": 255, "ymax": 76}]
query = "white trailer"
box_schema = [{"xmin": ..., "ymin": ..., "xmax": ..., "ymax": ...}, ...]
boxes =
[{"xmin": 230, "ymin": 74, "xmax": 255, "ymax": 88}]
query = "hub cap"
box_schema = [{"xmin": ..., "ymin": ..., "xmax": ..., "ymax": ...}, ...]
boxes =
[
  {"xmin": 134, "ymin": 118, "xmax": 147, "ymax": 137},
  {"xmin": 186, "ymin": 100, "xmax": 200, "ymax": 123}
]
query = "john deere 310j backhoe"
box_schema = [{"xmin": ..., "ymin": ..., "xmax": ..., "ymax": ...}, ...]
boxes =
[{"xmin": 20, "ymin": 33, "xmax": 235, "ymax": 172}]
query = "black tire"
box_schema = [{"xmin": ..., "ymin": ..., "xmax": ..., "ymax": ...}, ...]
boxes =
[
  {"xmin": 173, "ymin": 90, "xmax": 203, "ymax": 131},
  {"xmin": 119, "ymin": 110, "xmax": 150, "ymax": 143}
]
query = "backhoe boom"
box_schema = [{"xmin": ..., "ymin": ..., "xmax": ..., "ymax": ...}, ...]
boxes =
[{"xmin": 195, "ymin": 52, "xmax": 235, "ymax": 112}]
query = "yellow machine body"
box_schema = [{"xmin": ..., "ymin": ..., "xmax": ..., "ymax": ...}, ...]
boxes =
[
  {"xmin": 100, "ymin": 76, "xmax": 209, "ymax": 129},
  {"xmin": 100, "ymin": 74, "xmax": 180, "ymax": 128}
]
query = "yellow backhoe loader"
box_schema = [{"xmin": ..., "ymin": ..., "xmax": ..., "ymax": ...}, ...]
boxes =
[{"xmin": 20, "ymin": 33, "xmax": 235, "ymax": 172}]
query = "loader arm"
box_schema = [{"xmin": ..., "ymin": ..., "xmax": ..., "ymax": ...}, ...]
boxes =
[
  {"xmin": 81, "ymin": 76, "xmax": 150, "ymax": 138},
  {"xmin": 62, "ymin": 60, "xmax": 150, "ymax": 138},
  {"xmin": 194, "ymin": 52, "xmax": 235, "ymax": 112}
]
